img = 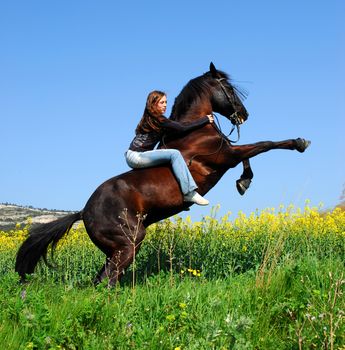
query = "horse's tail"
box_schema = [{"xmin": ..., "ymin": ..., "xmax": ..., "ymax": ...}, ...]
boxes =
[{"xmin": 15, "ymin": 211, "xmax": 82, "ymax": 280}]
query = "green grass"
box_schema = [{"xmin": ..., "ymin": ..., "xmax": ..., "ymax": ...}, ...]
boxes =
[
  {"xmin": 0, "ymin": 256, "xmax": 344, "ymax": 349},
  {"xmin": 0, "ymin": 206, "xmax": 344, "ymax": 349}
]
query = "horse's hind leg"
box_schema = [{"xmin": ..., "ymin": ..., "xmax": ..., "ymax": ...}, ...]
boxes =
[
  {"xmin": 236, "ymin": 159, "xmax": 253, "ymax": 195},
  {"xmin": 92, "ymin": 214, "xmax": 147, "ymax": 287},
  {"xmin": 94, "ymin": 246, "xmax": 135, "ymax": 286},
  {"xmin": 97, "ymin": 239, "xmax": 145, "ymax": 286}
]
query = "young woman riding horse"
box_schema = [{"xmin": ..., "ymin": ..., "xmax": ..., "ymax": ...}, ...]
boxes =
[
  {"xmin": 15, "ymin": 63, "xmax": 310, "ymax": 286},
  {"xmin": 126, "ymin": 90, "xmax": 214, "ymax": 206}
]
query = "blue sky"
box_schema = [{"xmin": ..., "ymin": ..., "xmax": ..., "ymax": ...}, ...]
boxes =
[{"xmin": 1, "ymin": 1, "xmax": 344, "ymax": 220}]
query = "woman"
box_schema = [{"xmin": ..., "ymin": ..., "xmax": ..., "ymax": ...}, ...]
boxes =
[{"xmin": 125, "ymin": 90, "xmax": 214, "ymax": 205}]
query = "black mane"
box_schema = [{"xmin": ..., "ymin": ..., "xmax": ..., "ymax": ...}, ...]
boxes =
[{"xmin": 170, "ymin": 70, "xmax": 246, "ymax": 121}]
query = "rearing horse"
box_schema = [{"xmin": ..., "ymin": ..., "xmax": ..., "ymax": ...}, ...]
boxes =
[{"xmin": 15, "ymin": 63, "xmax": 310, "ymax": 285}]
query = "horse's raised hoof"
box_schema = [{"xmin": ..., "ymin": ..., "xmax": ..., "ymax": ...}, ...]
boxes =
[
  {"xmin": 236, "ymin": 178, "xmax": 252, "ymax": 196},
  {"xmin": 296, "ymin": 138, "xmax": 311, "ymax": 153}
]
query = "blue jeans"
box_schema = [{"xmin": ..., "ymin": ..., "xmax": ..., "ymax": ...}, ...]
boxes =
[{"xmin": 125, "ymin": 149, "xmax": 197, "ymax": 195}]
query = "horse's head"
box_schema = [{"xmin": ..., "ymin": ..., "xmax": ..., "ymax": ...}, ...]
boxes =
[
  {"xmin": 208, "ymin": 62, "xmax": 249, "ymax": 126},
  {"xmin": 170, "ymin": 63, "xmax": 248, "ymax": 126}
]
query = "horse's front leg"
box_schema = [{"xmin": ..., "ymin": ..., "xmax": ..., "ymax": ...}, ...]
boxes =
[
  {"xmin": 229, "ymin": 137, "xmax": 310, "ymax": 166},
  {"xmin": 236, "ymin": 159, "xmax": 254, "ymax": 195}
]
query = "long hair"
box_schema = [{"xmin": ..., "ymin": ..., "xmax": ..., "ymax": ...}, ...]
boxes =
[{"xmin": 136, "ymin": 90, "xmax": 166, "ymax": 134}]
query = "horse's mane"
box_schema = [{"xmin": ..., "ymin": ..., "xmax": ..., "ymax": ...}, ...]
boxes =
[{"xmin": 170, "ymin": 70, "xmax": 247, "ymax": 121}]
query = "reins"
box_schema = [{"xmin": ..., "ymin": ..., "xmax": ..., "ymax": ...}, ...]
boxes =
[
  {"xmin": 186, "ymin": 77, "xmax": 243, "ymax": 166},
  {"xmin": 214, "ymin": 112, "xmax": 241, "ymax": 144},
  {"xmin": 216, "ymin": 77, "xmax": 242, "ymax": 143},
  {"xmin": 187, "ymin": 113, "xmax": 240, "ymax": 166},
  {"xmin": 162, "ymin": 76, "xmax": 242, "ymax": 166},
  {"xmin": 187, "ymin": 117, "xmax": 226, "ymax": 166}
]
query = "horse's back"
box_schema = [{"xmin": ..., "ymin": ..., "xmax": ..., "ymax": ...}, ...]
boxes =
[{"xmin": 82, "ymin": 166, "xmax": 184, "ymax": 228}]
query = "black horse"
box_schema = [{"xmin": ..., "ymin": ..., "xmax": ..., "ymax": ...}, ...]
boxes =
[{"xmin": 15, "ymin": 63, "xmax": 310, "ymax": 285}]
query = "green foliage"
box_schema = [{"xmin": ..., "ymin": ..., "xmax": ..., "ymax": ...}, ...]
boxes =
[
  {"xmin": 0, "ymin": 260, "xmax": 344, "ymax": 349},
  {"xmin": 0, "ymin": 205, "xmax": 344, "ymax": 348}
]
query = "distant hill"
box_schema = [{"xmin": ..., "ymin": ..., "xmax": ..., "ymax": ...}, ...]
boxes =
[
  {"xmin": 337, "ymin": 201, "xmax": 345, "ymax": 211},
  {"xmin": 0, "ymin": 203, "xmax": 75, "ymax": 231},
  {"xmin": 1, "ymin": 199, "xmax": 343, "ymax": 232}
]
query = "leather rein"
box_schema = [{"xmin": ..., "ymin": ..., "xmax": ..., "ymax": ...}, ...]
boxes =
[
  {"xmin": 161, "ymin": 77, "xmax": 243, "ymax": 166},
  {"xmin": 187, "ymin": 78, "xmax": 242, "ymax": 166}
]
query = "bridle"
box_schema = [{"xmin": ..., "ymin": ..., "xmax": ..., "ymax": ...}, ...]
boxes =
[
  {"xmin": 162, "ymin": 76, "xmax": 245, "ymax": 166},
  {"xmin": 215, "ymin": 77, "xmax": 243, "ymax": 142},
  {"xmin": 186, "ymin": 77, "xmax": 243, "ymax": 166}
]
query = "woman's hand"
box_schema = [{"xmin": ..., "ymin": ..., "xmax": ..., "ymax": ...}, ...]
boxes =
[{"xmin": 207, "ymin": 114, "xmax": 214, "ymax": 123}]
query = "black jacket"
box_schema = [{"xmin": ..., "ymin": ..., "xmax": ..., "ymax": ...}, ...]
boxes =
[{"xmin": 129, "ymin": 116, "xmax": 209, "ymax": 152}]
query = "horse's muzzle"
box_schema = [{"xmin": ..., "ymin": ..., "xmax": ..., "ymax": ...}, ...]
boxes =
[{"xmin": 229, "ymin": 111, "xmax": 248, "ymax": 126}]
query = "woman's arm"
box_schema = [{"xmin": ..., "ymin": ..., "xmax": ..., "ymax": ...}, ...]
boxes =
[{"xmin": 160, "ymin": 115, "xmax": 213, "ymax": 134}]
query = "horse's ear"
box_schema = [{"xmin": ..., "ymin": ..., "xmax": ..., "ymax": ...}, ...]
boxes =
[{"xmin": 209, "ymin": 62, "xmax": 218, "ymax": 77}]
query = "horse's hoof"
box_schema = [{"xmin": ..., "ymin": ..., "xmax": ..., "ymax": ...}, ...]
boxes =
[
  {"xmin": 296, "ymin": 138, "xmax": 311, "ymax": 153},
  {"xmin": 236, "ymin": 178, "xmax": 252, "ymax": 196}
]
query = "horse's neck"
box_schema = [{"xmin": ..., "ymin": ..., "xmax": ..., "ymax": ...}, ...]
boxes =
[
  {"xmin": 169, "ymin": 99, "xmax": 227, "ymax": 170},
  {"xmin": 170, "ymin": 101, "xmax": 212, "ymax": 123},
  {"xmin": 164, "ymin": 115, "xmax": 224, "ymax": 169},
  {"xmin": 165, "ymin": 106, "xmax": 229, "ymax": 196}
]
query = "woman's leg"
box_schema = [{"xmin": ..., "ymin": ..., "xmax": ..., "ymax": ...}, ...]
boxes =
[{"xmin": 126, "ymin": 149, "xmax": 197, "ymax": 195}]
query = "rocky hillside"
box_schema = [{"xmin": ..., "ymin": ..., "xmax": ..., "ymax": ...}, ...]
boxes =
[{"xmin": 0, "ymin": 203, "xmax": 75, "ymax": 231}]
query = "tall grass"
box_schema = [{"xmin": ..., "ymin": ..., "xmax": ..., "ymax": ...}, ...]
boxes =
[{"xmin": 0, "ymin": 204, "xmax": 344, "ymax": 349}]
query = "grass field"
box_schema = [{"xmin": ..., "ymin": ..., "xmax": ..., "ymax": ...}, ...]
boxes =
[{"xmin": 0, "ymin": 204, "xmax": 344, "ymax": 349}]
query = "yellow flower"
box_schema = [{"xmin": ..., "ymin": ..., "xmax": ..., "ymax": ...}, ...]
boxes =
[
  {"xmin": 166, "ymin": 314, "xmax": 176, "ymax": 322},
  {"xmin": 179, "ymin": 302, "xmax": 187, "ymax": 309}
]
